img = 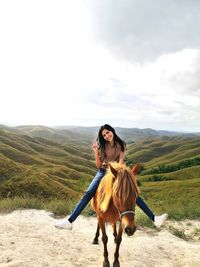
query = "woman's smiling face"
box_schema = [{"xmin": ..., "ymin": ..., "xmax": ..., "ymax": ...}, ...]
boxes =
[{"xmin": 101, "ymin": 129, "xmax": 114, "ymax": 143}]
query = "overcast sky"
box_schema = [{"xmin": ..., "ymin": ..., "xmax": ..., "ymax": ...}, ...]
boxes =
[{"xmin": 0, "ymin": 0, "xmax": 200, "ymax": 132}]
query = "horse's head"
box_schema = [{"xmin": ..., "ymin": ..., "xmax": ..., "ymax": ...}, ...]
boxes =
[{"xmin": 109, "ymin": 162, "xmax": 139, "ymax": 236}]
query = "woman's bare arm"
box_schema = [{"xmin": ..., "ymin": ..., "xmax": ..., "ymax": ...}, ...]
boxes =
[{"xmin": 92, "ymin": 142, "xmax": 102, "ymax": 168}]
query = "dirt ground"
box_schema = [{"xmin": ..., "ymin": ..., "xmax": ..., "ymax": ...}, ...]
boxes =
[{"xmin": 0, "ymin": 209, "xmax": 200, "ymax": 267}]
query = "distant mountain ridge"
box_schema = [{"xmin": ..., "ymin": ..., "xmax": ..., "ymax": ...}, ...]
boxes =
[{"xmin": 1, "ymin": 124, "xmax": 199, "ymax": 144}]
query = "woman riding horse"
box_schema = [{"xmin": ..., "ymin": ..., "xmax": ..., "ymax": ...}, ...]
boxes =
[{"xmin": 55, "ymin": 124, "xmax": 168, "ymax": 230}]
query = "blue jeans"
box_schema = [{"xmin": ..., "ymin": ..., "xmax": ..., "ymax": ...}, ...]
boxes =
[
  {"xmin": 68, "ymin": 168, "xmax": 106, "ymax": 223},
  {"xmin": 136, "ymin": 196, "xmax": 154, "ymax": 221}
]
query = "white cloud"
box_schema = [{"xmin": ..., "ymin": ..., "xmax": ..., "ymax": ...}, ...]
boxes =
[{"xmin": 85, "ymin": 0, "xmax": 200, "ymax": 62}]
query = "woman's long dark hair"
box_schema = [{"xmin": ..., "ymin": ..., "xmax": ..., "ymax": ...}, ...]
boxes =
[{"xmin": 96, "ymin": 124, "xmax": 125, "ymax": 152}]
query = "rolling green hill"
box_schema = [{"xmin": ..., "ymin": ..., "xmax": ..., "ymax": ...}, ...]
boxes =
[
  {"xmin": 126, "ymin": 135, "xmax": 200, "ymax": 173},
  {"xmin": 0, "ymin": 128, "xmax": 96, "ymax": 200},
  {"xmin": 125, "ymin": 135, "xmax": 200, "ymax": 219}
]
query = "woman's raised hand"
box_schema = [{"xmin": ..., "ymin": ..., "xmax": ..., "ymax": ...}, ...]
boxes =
[{"xmin": 92, "ymin": 142, "xmax": 98, "ymax": 153}]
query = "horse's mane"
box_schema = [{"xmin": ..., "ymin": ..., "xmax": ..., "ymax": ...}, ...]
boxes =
[
  {"xmin": 113, "ymin": 167, "xmax": 139, "ymax": 204},
  {"xmin": 96, "ymin": 168, "xmax": 114, "ymax": 213},
  {"xmin": 96, "ymin": 162, "xmax": 139, "ymax": 213}
]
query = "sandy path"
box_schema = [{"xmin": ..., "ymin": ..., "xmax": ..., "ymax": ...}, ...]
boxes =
[{"xmin": 0, "ymin": 210, "xmax": 200, "ymax": 267}]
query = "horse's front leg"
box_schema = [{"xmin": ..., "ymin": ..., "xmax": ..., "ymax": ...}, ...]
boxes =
[
  {"xmin": 112, "ymin": 223, "xmax": 117, "ymax": 243},
  {"xmin": 113, "ymin": 222, "xmax": 123, "ymax": 267},
  {"xmin": 99, "ymin": 217, "xmax": 110, "ymax": 267},
  {"xmin": 92, "ymin": 222, "xmax": 100, "ymax": 244}
]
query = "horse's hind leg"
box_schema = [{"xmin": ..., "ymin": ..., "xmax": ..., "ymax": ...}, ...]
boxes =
[
  {"xmin": 92, "ymin": 222, "xmax": 100, "ymax": 244},
  {"xmin": 113, "ymin": 222, "xmax": 123, "ymax": 267}
]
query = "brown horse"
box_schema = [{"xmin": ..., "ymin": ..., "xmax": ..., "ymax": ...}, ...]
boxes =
[{"xmin": 91, "ymin": 162, "xmax": 139, "ymax": 267}]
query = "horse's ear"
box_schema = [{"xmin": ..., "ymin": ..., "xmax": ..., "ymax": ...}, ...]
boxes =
[
  {"xmin": 132, "ymin": 163, "xmax": 139, "ymax": 175},
  {"xmin": 109, "ymin": 164, "xmax": 118, "ymax": 178}
]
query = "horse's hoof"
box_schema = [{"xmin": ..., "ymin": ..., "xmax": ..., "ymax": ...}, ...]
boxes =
[
  {"xmin": 113, "ymin": 260, "xmax": 120, "ymax": 267},
  {"xmin": 103, "ymin": 260, "xmax": 110, "ymax": 267},
  {"xmin": 92, "ymin": 239, "xmax": 99, "ymax": 245}
]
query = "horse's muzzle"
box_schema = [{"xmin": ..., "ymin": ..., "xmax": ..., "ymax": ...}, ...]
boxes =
[{"xmin": 124, "ymin": 226, "xmax": 136, "ymax": 236}]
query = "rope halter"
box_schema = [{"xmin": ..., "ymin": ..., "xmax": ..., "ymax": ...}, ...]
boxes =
[{"xmin": 119, "ymin": 210, "xmax": 135, "ymax": 219}]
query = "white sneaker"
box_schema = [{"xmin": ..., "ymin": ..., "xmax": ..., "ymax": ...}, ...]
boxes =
[
  {"xmin": 154, "ymin": 213, "xmax": 168, "ymax": 228},
  {"xmin": 54, "ymin": 218, "xmax": 73, "ymax": 230}
]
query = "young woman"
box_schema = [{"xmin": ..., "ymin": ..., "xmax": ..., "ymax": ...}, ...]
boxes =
[{"xmin": 55, "ymin": 124, "xmax": 168, "ymax": 230}]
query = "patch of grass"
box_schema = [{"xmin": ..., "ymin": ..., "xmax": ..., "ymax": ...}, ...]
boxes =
[
  {"xmin": 168, "ymin": 226, "xmax": 188, "ymax": 241},
  {"xmin": 135, "ymin": 208, "xmax": 154, "ymax": 228},
  {"xmin": 46, "ymin": 199, "xmax": 76, "ymax": 217},
  {"xmin": 193, "ymin": 228, "xmax": 200, "ymax": 237},
  {"xmin": 139, "ymin": 178, "xmax": 200, "ymax": 221},
  {"xmin": 0, "ymin": 197, "xmax": 75, "ymax": 217},
  {"xmin": 141, "ymin": 165, "xmax": 200, "ymax": 182},
  {"xmin": 0, "ymin": 197, "xmax": 45, "ymax": 213},
  {"xmin": 82, "ymin": 205, "xmax": 97, "ymax": 217},
  {"xmin": 147, "ymin": 175, "xmax": 168, "ymax": 182}
]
